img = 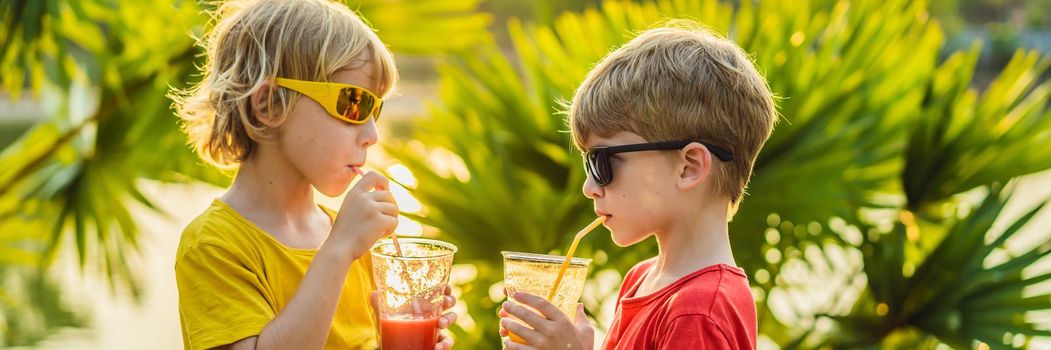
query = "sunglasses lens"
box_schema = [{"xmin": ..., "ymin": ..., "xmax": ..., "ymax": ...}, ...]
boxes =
[
  {"xmin": 337, "ymin": 87, "xmax": 381, "ymax": 123},
  {"xmin": 356, "ymin": 93, "xmax": 377, "ymax": 121},
  {"xmin": 586, "ymin": 152, "xmax": 612, "ymax": 186}
]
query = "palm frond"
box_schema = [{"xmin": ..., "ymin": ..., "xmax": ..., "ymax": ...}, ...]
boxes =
[
  {"xmin": 903, "ymin": 47, "xmax": 1051, "ymax": 214},
  {"xmin": 839, "ymin": 186, "xmax": 1051, "ymax": 348}
]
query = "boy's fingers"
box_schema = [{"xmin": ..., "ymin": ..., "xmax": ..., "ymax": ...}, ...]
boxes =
[
  {"xmin": 349, "ymin": 171, "xmax": 389, "ymax": 193},
  {"xmin": 374, "ymin": 201, "xmax": 399, "ymax": 217},
  {"xmin": 513, "ymin": 292, "xmax": 568, "ymax": 323},
  {"xmin": 502, "ymin": 339, "xmax": 536, "ymax": 350},
  {"xmin": 366, "ymin": 190, "xmax": 397, "ymax": 205},
  {"xmin": 502, "ymin": 302, "xmax": 548, "ymax": 329},
  {"xmin": 501, "ymin": 319, "xmax": 542, "ymax": 347},
  {"xmin": 438, "ymin": 311, "xmax": 457, "ymax": 328},
  {"xmin": 434, "ymin": 331, "xmax": 453, "ymax": 350},
  {"xmin": 443, "ymin": 295, "xmax": 456, "ymax": 310}
]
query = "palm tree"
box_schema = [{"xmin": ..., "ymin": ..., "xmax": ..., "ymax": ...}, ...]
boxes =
[
  {"xmin": 0, "ymin": 0, "xmax": 489, "ymax": 346},
  {"xmin": 383, "ymin": 0, "xmax": 1051, "ymax": 348}
]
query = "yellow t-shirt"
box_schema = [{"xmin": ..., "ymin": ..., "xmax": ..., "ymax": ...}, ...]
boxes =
[{"xmin": 176, "ymin": 199, "xmax": 377, "ymax": 350}]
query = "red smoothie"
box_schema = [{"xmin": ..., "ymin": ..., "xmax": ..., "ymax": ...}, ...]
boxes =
[{"xmin": 379, "ymin": 316, "xmax": 439, "ymax": 350}]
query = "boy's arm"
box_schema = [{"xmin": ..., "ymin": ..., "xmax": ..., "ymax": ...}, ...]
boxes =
[
  {"xmin": 657, "ymin": 315, "xmax": 735, "ymax": 350},
  {"xmin": 218, "ymin": 261, "xmax": 460, "ymax": 350},
  {"xmin": 217, "ymin": 247, "xmax": 357, "ymax": 350},
  {"xmin": 209, "ymin": 246, "xmax": 350, "ymax": 349},
  {"xmin": 217, "ymin": 172, "xmax": 397, "ymax": 350}
]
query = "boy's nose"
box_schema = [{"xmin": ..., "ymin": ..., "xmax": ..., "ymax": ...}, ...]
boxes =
[
  {"xmin": 583, "ymin": 174, "xmax": 604, "ymax": 199},
  {"xmin": 359, "ymin": 118, "xmax": 378, "ymax": 148}
]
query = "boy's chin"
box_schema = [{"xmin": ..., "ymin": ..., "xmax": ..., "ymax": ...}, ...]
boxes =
[
  {"xmin": 611, "ymin": 231, "xmax": 648, "ymax": 247},
  {"xmin": 316, "ymin": 182, "xmax": 350, "ymax": 197}
]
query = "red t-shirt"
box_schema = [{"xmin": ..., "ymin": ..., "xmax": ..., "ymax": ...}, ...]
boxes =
[{"xmin": 601, "ymin": 258, "xmax": 757, "ymax": 350}]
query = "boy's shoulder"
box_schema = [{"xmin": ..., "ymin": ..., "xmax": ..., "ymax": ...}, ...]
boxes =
[
  {"xmin": 612, "ymin": 259, "xmax": 757, "ymax": 347},
  {"xmin": 176, "ymin": 199, "xmax": 258, "ymax": 261},
  {"xmin": 657, "ymin": 263, "xmax": 756, "ymax": 347},
  {"xmin": 666, "ymin": 264, "xmax": 752, "ymax": 317},
  {"xmin": 621, "ymin": 258, "xmax": 753, "ymax": 319}
]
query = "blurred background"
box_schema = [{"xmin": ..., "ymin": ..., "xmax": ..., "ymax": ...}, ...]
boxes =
[{"xmin": 2, "ymin": 0, "xmax": 1051, "ymax": 349}]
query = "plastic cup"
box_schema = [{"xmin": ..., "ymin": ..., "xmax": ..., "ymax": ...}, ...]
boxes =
[
  {"xmin": 371, "ymin": 238, "xmax": 457, "ymax": 350},
  {"xmin": 501, "ymin": 251, "xmax": 591, "ymax": 345}
]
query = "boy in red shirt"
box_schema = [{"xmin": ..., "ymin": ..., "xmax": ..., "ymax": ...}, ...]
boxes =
[{"xmin": 499, "ymin": 23, "xmax": 777, "ymax": 349}]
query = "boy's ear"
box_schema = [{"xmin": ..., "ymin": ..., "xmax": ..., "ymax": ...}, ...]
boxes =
[
  {"xmin": 250, "ymin": 80, "xmax": 280, "ymax": 127},
  {"xmin": 677, "ymin": 142, "xmax": 712, "ymax": 191}
]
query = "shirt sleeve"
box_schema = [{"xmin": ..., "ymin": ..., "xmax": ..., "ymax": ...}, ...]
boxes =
[
  {"xmin": 657, "ymin": 314, "xmax": 736, "ymax": 350},
  {"xmin": 176, "ymin": 243, "xmax": 275, "ymax": 350}
]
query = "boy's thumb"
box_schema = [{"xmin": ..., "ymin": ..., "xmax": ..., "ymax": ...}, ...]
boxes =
[{"xmin": 575, "ymin": 303, "xmax": 588, "ymax": 324}]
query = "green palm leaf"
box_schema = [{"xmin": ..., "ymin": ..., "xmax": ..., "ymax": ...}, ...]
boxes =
[
  {"xmin": 356, "ymin": 0, "xmax": 491, "ymax": 54},
  {"xmin": 837, "ymin": 186, "xmax": 1051, "ymax": 349},
  {"xmin": 903, "ymin": 47, "xmax": 1051, "ymax": 214}
]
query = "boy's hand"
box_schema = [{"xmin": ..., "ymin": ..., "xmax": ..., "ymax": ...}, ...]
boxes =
[
  {"xmin": 327, "ymin": 171, "xmax": 398, "ymax": 262},
  {"xmin": 435, "ymin": 285, "xmax": 458, "ymax": 350},
  {"xmin": 498, "ymin": 292, "xmax": 594, "ymax": 350},
  {"xmin": 370, "ymin": 285, "xmax": 459, "ymax": 350}
]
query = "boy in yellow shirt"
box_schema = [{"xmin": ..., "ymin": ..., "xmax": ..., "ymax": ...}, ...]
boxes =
[{"xmin": 171, "ymin": 1, "xmax": 455, "ymax": 349}]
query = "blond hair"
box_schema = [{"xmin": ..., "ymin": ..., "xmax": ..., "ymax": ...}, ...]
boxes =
[
  {"xmin": 171, "ymin": 0, "xmax": 398, "ymax": 169},
  {"xmin": 569, "ymin": 22, "xmax": 777, "ymax": 213}
]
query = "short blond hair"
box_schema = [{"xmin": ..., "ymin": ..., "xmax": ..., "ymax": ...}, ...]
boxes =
[
  {"xmin": 569, "ymin": 22, "xmax": 776, "ymax": 211},
  {"xmin": 171, "ymin": 0, "xmax": 397, "ymax": 169}
]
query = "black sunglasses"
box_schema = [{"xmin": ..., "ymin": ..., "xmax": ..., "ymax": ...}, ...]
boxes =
[{"xmin": 584, "ymin": 140, "xmax": 734, "ymax": 187}]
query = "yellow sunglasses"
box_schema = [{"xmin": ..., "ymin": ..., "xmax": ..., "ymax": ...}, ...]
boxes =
[{"xmin": 274, "ymin": 77, "xmax": 384, "ymax": 124}]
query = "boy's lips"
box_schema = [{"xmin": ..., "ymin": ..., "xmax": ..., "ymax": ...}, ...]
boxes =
[
  {"xmin": 595, "ymin": 210, "xmax": 611, "ymax": 219},
  {"xmin": 347, "ymin": 164, "xmax": 365, "ymax": 177}
]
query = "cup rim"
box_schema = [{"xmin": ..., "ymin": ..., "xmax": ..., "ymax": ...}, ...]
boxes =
[
  {"xmin": 371, "ymin": 238, "xmax": 458, "ymax": 260},
  {"xmin": 501, "ymin": 251, "xmax": 592, "ymax": 266}
]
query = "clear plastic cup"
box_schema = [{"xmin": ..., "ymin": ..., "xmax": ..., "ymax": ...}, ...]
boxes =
[
  {"xmin": 501, "ymin": 251, "xmax": 591, "ymax": 345},
  {"xmin": 371, "ymin": 238, "xmax": 457, "ymax": 350}
]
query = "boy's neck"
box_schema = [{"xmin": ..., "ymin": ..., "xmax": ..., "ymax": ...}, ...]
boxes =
[
  {"xmin": 221, "ymin": 147, "xmax": 320, "ymax": 225},
  {"xmin": 644, "ymin": 202, "xmax": 736, "ymax": 293}
]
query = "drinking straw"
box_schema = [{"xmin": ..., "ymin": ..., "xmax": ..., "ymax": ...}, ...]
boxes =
[{"xmin": 546, "ymin": 215, "xmax": 608, "ymax": 300}]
